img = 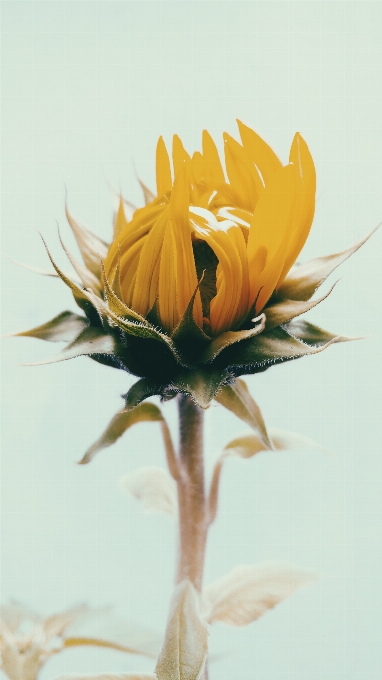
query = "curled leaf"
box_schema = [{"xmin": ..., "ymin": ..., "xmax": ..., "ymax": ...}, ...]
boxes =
[
  {"xmin": 202, "ymin": 562, "xmax": 319, "ymax": 626},
  {"xmin": 120, "ymin": 466, "xmax": 177, "ymax": 515},
  {"xmin": 215, "ymin": 378, "xmax": 272, "ymax": 449},
  {"xmin": 80, "ymin": 402, "xmax": 163, "ymax": 464},
  {"xmin": 155, "ymin": 581, "xmax": 208, "ymax": 680}
]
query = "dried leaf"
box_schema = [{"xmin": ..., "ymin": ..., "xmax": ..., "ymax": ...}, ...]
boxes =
[
  {"xmin": 223, "ymin": 427, "xmax": 330, "ymax": 459},
  {"xmin": 65, "ymin": 204, "xmax": 109, "ymax": 278},
  {"xmin": 201, "ymin": 315, "xmax": 265, "ymax": 362},
  {"xmin": 263, "ymin": 284, "xmax": 336, "ymax": 331},
  {"xmin": 215, "ymin": 378, "xmax": 272, "ymax": 449},
  {"xmin": 277, "ymin": 226, "xmax": 379, "ymax": 301},
  {"xmin": 14, "ymin": 311, "xmax": 88, "ymax": 343},
  {"xmin": 202, "ymin": 562, "xmax": 319, "ymax": 625},
  {"xmin": 64, "ymin": 612, "xmax": 162, "ymax": 659},
  {"xmin": 155, "ymin": 581, "xmax": 208, "ymax": 680},
  {"xmin": 80, "ymin": 403, "xmax": 163, "ymax": 464},
  {"xmin": 120, "ymin": 466, "xmax": 177, "ymax": 515},
  {"xmin": 24, "ymin": 326, "xmax": 119, "ymax": 366}
]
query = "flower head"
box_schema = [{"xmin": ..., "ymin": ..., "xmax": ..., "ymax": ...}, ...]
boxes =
[
  {"xmin": 104, "ymin": 122, "xmax": 315, "ymax": 336},
  {"xmin": 15, "ymin": 121, "xmax": 375, "ymax": 408}
]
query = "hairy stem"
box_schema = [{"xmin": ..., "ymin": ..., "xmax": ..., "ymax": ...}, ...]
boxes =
[{"xmin": 175, "ymin": 394, "xmax": 208, "ymax": 593}]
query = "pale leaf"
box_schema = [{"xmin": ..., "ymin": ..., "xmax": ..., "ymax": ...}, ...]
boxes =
[
  {"xmin": 155, "ymin": 581, "xmax": 209, "ymax": 680},
  {"xmin": 120, "ymin": 467, "xmax": 177, "ymax": 516},
  {"xmin": 43, "ymin": 605, "xmax": 91, "ymax": 639},
  {"xmin": 202, "ymin": 562, "xmax": 319, "ymax": 625},
  {"xmin": 80, "ymin": 403, "xmax": 163, "ymax": 464},
  {"xmin": 64, "ymin": 612, "xmax": 162, "ymax": 659},
  {"xmin": 223, "ymin": 427, "xmax": 330, "ymax": 459},
  {"xmin": 215, "ymin": 379, "xmax": 272, "ymax": 449}
]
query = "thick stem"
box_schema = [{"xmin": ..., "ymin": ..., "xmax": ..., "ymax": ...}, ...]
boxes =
[{"xmin": 175, "ymin": 394, "xmax": 208, "ymax": 593}]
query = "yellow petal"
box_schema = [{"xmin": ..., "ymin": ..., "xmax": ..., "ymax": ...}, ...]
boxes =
[
  {"xmin": 172, "ymin": 134, "xmax": 191, "ymax": 177},
  {"xmin": 247, "ymin": 164, "xmax": 296, "ymax": 311},
  {"xmin": 131, "ymin": 208, "xmax": 170, "ymax": 317},
  {"xmin": 170, "ymin": 165, "xmax": 202, "ymax": 329},
  {"xmin": 277, "ymin": 133, "xmax": 316, "ymax": 285},
  {"xmin": 202, "ymin": 130, "xmax": 226, "ymax": 185},
  {"xmin": 237, "ymin": 120, "xmax": 283, "ymax": 183},
  {"xmin": 223, "ymin": 133, "xmax": 263, "ymax": 212},
  {"xmin": 113, "ymin": 197, "xmax": 129, "ymax": 239},
  {"xmin": 190, "ymin": 209, "xmax": 249, "ymax": 334},
  {"xmin": 156, "ymin": 136, "xmax": 172, "ymax": 196},
  {"xmin": 104, "ymin": 203, "xmax": 165, "ymax": 283}
]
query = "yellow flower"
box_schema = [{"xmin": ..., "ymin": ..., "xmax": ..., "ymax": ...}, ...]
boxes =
[
  {"xmin": 104, "ymin": 121, "xmax": 315, "ymax": 336},
  {"xmin": 15, "ymin": 120, "xmax": 375, "ymax": 408}
]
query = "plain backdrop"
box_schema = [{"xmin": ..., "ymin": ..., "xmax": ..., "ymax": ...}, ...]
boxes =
[{"xmin": 1, "ymin": 2, "xmax": 382, "ymax": 679}]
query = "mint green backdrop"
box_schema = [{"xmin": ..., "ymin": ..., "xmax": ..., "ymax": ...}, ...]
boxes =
[{"xmin": 2, "ymin": 2, "xmax": 382, "ymax": 679}]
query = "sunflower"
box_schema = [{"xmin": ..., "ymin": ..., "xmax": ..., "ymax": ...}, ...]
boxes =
[{"xmin": 16, "ymin": 121, "xmax": 374, "ymax": 408}]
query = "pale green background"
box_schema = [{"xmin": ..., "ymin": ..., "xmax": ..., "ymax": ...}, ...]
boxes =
[{"xmin": 1, "ymin": 2, "xmax": 382, "ymax": 679}]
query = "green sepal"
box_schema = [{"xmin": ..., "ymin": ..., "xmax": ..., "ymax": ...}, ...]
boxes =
[
  {"xmin": 14, "ymin": 311, "xmax": 88, "ymax": 343},
  {"xmin": 277, "ymin": 226, "xmax": 378, "ymax": 302},
  {"xmin": 167, "ymin": 366, "xmax": 232, "ymax": 409},
  {"xmin": 24, "ymin": 326, "xmax": 121, "ymax": 366},
  {"xmin": 285, "ymin": 319, "xmax": 355, "ymax": 346},
  {"xmin": 215, "ymin": 378, "xmax": 272, "ymax": 449},
  {"xmin": 211, "ymin": 326, "xmax": 338, "ymax": 375},
  {"xmin": 263, "ymin": 285, "xmax": 335, "ymax": 331},
  {"xmin": 101, "ymin": 262, "xmax": 155, "ymax": 326},
  {"xmin": 85, "ymin": 290, "xmax": 184, "ymax": 364},
  {"xmin": 123, "ymin": 367, "xmax": 232, "ymax": 411},
  {"xmin": 39, "ymin": 233, "xmax": 102, "ymax": 327},
  {"xmin": 171, "ymin": 285, "xmax": 211, "ymax": 363},
  {"xmin": 58, "ymin": 226, "xmax": 103, "ymax": 295},
  {"xmin": 65, "ymin": 202, "xmax": 109, "ymax": 278},
  {"xmin": 200, "ymin": 315, "xmax": 265, "ymax": 363},
  {"xmin": 123, "ymin": 377, "xmax": 167, "ymax": 410},
  {"xmin": 79, "ymin": 402, "xmax": 163, "ymax": 464}
]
